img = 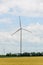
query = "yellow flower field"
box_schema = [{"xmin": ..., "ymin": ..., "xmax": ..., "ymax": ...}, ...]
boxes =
[{"xmin": 0, "ymin": 57, "xmax": 43, "ymax": 65}]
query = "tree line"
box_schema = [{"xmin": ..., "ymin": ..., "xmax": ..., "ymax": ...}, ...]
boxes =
[
  {"xmin": 0, "ymin": 52, "xmax": 43, "ymax": 57},
  {"xmin": 4, "ymin": 52, "xmax": 43, "ymax": 57}
]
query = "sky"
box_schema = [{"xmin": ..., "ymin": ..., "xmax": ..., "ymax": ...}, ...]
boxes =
[{"xmin": 0, "ymin": 0, "xmax": 43, "ymax": 54}]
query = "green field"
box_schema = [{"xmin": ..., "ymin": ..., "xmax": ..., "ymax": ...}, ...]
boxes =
[{"xmin": 0, "ymin": 57, "xmax": 43, "ymax": 65}]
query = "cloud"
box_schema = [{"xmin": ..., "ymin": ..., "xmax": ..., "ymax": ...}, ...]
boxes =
[
  {"xmin": 0, "ymin": 0, "xmax": 43, "ymax": 17},
  {"xmin": 0, "ymin": 18, "xmax": 12, "ymax": 23},
  {"xmin": 0, "ymin": 31, "xmax": 20, "ymax": 54},
  {"xmin": 23, "ymin": 23, "xmax": 43, "ymax": 43},
  {"xmin": 0, "ymin": 4, "xmax": 9, "ymax": 14},
  {"xmin": 0, "ymin": 32, "xmax": 19, "ymax": 44}
]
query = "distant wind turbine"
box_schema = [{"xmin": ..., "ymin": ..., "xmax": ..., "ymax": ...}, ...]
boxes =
[{"xmin": 11, "ymin": 16, "xmax": 32, "ymax": 54}]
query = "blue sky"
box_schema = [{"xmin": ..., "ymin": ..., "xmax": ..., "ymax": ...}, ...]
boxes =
[{"xmin": 0, "ymin": 0, "xmax": 43, "ymax": 54}]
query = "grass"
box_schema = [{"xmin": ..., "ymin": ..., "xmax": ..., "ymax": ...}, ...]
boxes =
[{"xmin": 0, "ymin": 57, "xmax": 43, "ymax": 65}]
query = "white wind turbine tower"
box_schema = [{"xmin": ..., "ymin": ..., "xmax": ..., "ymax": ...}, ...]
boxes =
[{"xmin": 11, "ymin": 16, "xmax": 32, "ymax": 54}]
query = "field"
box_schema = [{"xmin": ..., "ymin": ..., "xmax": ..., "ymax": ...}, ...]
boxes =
[{"xmin": 0, "ymin": 57, "xmax": 43, "ymax": 65}]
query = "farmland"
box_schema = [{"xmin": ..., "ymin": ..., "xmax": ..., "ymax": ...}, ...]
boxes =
[{"xmin": 0, "ymin": 57, "xmax": 43, "ymax": 65}]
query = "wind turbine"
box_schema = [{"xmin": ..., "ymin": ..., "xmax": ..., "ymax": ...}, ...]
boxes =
[
  {"xmin": 11, "ymin": 16, "xmax": 32, "ymax": 54},
  {"xmin": 3, "ymin": 48, "xmax": 5, "ymax": 55}
]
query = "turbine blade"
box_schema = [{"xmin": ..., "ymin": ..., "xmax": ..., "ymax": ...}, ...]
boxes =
[
  {"xmin": 19, "ymin": 16, "xmax": 21, "ymax": 28},
  {"xmin": 22, "ymin": 28, "xmax": 32, "ymax": 33},
  {"xmin": 11, "ymin": 28, "xmax": 20, "ymax": 36}
]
